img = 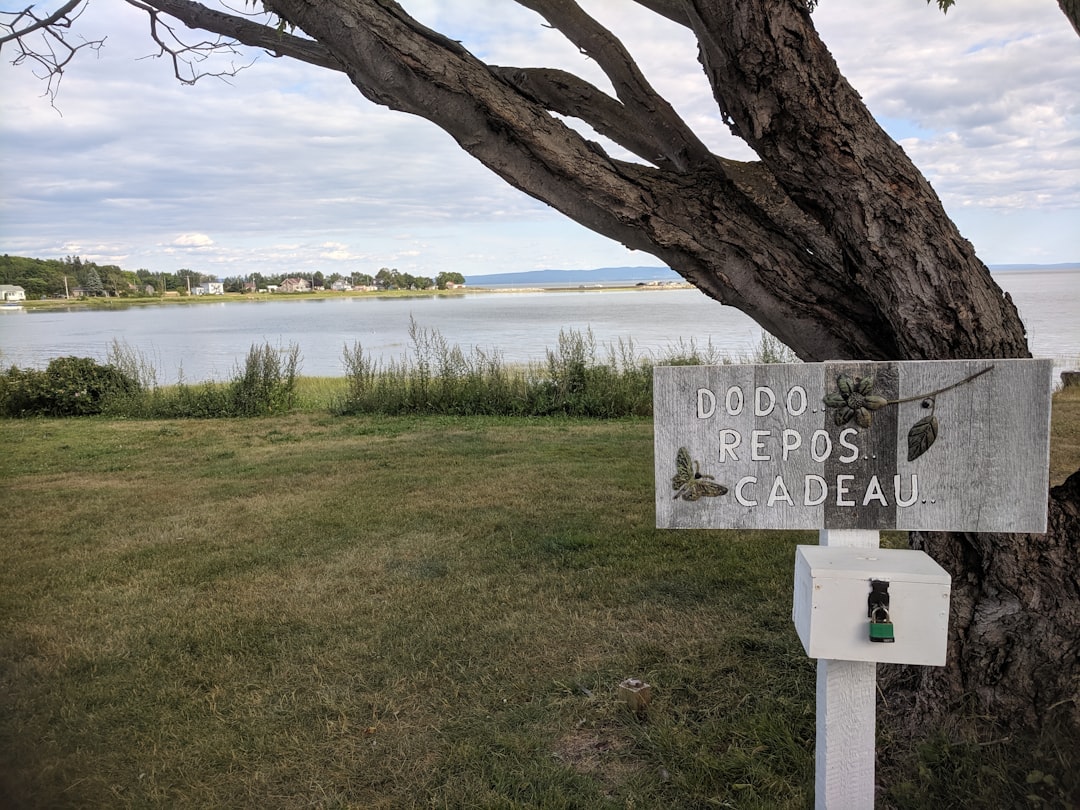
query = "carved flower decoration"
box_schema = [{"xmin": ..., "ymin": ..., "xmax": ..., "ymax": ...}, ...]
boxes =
[{"xmin": 822, "ymin": 374, "xmax": 889, "ymax": 428}]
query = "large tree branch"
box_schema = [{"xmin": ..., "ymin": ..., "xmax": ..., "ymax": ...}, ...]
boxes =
[
  {"xmin": 511, "ymin": 0, "xmax": 711, "ymax": 171},
  {"xmin": 490, "ymin": 65, "xmax": 690, "ymax": 171},
  {"xmin": 253, "ymin": 0, "xmax": 889, "ymax": 359},
  {"xmin": 129, "ymin": 0, "xmax": 901, "ymax": 359},
  {"xmin": 630, "ymin": 0, "xmax": 692, "ymax": 28},
  {"xmin": 1060, "ymin": 0, "xmax": 1080, "ymax": 36}
]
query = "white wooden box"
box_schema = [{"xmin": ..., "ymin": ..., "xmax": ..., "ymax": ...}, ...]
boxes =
[{"xmin": 792, "ymin": 545, "xmax": 951, "ymax": 665}]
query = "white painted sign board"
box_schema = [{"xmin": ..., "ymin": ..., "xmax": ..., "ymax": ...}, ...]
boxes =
[{"xmin": 654, "ymin": 359, "xmax": 1052, "ymax": 533}]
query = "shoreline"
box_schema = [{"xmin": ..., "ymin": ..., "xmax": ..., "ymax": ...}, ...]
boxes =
[
  {"xmin": 11, "ymin": 265, "xmax": 1075, "ymax": 313},
  {"xmin": 15, "ymin": 282, "xmax": 696, "ymax": 312}
]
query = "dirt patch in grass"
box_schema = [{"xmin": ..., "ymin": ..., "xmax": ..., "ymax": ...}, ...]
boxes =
[{"xmin": 553, "ymin": 724, "xmax": 642, "ymax": 793}]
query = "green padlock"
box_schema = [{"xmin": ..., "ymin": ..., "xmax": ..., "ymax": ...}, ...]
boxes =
[{"xmin": 869, "ymin": 606, "xmax": 895, "ymax": 643}]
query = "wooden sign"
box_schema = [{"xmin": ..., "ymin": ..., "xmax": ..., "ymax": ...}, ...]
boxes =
[{"xmin": 654, "ymin": 359, "xmax": 1052, "ymax": 532}]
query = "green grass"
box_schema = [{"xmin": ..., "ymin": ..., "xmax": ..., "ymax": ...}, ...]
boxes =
[
  {"xmin": 0, "ymin": 415, "xmax": 815, "ymax": 808},
  {"xmin": 294, "ymin": 375, "xmax": 349, "ymax": 411},
  {"xmin": 1, "ymin": 396, "xmax": 1077, "ymax": 808},
  {"xmin": 1050, "ymin": 383, "xmax": 1080, "ymax": 486}
]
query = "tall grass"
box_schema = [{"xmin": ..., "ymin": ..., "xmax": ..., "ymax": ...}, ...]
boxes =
[
  {"xmin": 230, "ymin": 342, "xmax": 300, "ymax": 415},
  {"xmin": 335, "ymin": 322, "xmax": 791, "ymax": 418},
  {"xmin": 3, "ymin": 327, "xmax": 791, "ymax": 421},
  {"xmin": 102, "ymin": 340, "xmax": 301, "ymax": 419},
  {"xmin": 339, "ymin": 319, "xmax": 528, "ymax": 416}
]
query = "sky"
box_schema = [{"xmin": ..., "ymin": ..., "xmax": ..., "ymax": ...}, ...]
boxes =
[{"xmin": 1, "ymin": 0, "xmax": 1078, "ymax": 279}]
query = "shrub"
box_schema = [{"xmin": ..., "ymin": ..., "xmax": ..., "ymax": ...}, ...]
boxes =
[
  {"xmin": 0, "ymin": 357, "xmax": 140, "ymax": 417},
  {"xmin": 229, "ymin": 343, "xmax": 301, "ymax": 416}
]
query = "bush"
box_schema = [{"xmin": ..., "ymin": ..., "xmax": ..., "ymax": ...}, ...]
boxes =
[
  {"xmin": 0, "ymin": 357, "xmax": 140, "ymax": 417},
  {"xmin": 229, "ymin": 343, "xmax": 300, "ymax": 416},
  {"xmin": 526, "ymin": 330, "xmax": 653, "ymax": 417}
]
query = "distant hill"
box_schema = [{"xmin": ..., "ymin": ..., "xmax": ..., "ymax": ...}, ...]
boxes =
[
  {"xmin": 465, "ymin": 266, "xmax": 680, "ymax": 285},
  {"xmin": 467, "ymin": 263, "xmax": 1077, "ymax": 286},
  {"xmin": 989, "ymin": 263, "xmax": 1080, "ymax": 272}
]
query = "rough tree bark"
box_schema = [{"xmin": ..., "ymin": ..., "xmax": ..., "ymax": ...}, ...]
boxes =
[
  {"xmin": 9, "ymin": 0, "xmax": 1077, "ymax": 734},
  {"xmin": 899, "ymin": 471, "xmax": 1080, "ymax": 732}
]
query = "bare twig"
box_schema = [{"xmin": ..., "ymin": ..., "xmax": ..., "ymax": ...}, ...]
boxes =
[
  {"xmin": 0, "ymin": 0, "xmax": 82, "ymax": 46},
  {"xmin": 2, "ymin": 0, "xmax": 342, "ymax": 105},
  {"xmin": 125, "ymin": 0, "xmax": 254, "ymax": 85},
  {"xmin": 1, "ymin": 0, "xmax": 101, "ymax": 105}
]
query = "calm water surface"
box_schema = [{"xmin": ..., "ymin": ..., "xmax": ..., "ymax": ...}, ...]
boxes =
[
  {"xmin": 1, "ymin": 270, "xmax": 1076, "ymax": 385},
  {"xmin": 0, "ymin": 287, "xmax": 762, "ymax": 384}
]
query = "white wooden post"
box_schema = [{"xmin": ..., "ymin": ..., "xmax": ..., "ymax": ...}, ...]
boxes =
[{"xmin": 816, "ymin": 529, "xmax": 880, "ymax": 810}]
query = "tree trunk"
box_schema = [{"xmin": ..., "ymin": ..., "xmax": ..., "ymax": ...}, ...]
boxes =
[
  {"xmin": 123, "ymin": 0, "xmax": 1072, "ymax": 733},
  {"xmin": 886, "ymin": 470, "xmax": 1080, "ymax": 733}
]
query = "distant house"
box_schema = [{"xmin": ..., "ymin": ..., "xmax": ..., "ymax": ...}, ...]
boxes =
[
  {"xmin": 331, "ymin": 280, "xmax": 353, "ymax": 292},
  {"xmin": 0, "ymin": 284, "xmax": 26, "ymax": 302},
  {"xmin": 278, "ymin": 277, "xmax": 312, "ymax": 293},
  {"xmin": 195, "ymin": 282, "xmax": 225, "ymax": 295}
]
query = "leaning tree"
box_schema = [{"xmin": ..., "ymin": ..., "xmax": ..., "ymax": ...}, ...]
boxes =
[{"xmin": 4, "ymin": 0, "xmax": 1077, "ymax": 735}]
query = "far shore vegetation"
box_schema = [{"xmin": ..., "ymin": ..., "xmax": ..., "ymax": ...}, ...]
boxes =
[
  {"xmin": 1, "ymin": 253, "xmax": 691, "ymax": 312},
  {"xmin": 1, "ymin": 253, "xmax": 469, "ymax": 300}
]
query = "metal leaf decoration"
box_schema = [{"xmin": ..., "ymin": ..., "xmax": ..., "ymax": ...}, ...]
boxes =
[
  {"xmin": 672, "ymin": 447, "xmax": 728, "ymax": 501},
  {"xmin": 907, "ymin": 415, "xmax": 939, "ymax": 462}
]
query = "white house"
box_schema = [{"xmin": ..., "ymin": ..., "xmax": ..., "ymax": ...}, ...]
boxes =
[
  {"xmin": 195, "ymin": 282, "xmax": 225, "ymax": 295},
  {"xmin": 0, "ymin": 284, "xmax": 26, "ymax": 302},
  {"xmin": 278, "ymin": 277, "xmax": 312, "ymax": 293}
]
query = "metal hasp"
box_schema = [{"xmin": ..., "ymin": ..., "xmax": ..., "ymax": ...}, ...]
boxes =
[{"xmin": 868, "ymin": 580, "xmax": 895, "ymax": 643}]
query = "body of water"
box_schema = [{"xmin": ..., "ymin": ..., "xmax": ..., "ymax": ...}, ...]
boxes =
[{"xmin": 1, "ymin": 270, "xmax": 1076, "ymax": 385}]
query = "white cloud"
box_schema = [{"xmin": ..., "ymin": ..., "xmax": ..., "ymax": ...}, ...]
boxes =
[
  {"xmin": 813, "ymin": 0, "xmax": 1080, "ymax": 219},
  {"xmin": 171, "ymin": 233, "xmax": 215, "ymax": 247}
]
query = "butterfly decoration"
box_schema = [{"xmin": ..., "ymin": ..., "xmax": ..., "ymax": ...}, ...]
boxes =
[{"xmin": 671, "ymin": 446, "xmax": 728, "ymax": 501}]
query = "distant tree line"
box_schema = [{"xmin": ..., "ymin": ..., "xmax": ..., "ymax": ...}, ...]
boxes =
[
  {"xmin": 0, "ymin": 255, "xmax": 129, "ymax": 298},
  {"xmin": 0, "ymin": 255, "xmax": 218, "ymax": 298},
  {"xmin": 0, "ymin": 256, "xmax": 468, "ymax": 298},
  {"xmin": 222, "ymin": 268, "xmax": 466, "ymax": 292}
]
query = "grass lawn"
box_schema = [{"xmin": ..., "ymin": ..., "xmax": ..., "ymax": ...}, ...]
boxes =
[{"xmin": 1, "ymin": 386, "xmax": 1077, "ymax": 808}]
